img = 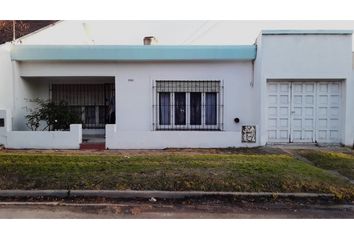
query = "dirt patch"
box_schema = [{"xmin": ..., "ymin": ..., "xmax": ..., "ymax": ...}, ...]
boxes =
[{"xmin": 163, "ymin": 147, "xmax": 286, "ymax": 155}]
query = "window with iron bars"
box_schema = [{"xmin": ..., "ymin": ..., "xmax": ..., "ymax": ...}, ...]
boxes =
[{"xmin": 153, "ymin": 80, "xmax": 223, "ymax": 131}]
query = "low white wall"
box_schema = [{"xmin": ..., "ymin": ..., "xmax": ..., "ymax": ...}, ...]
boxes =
[
  {"xmin": 106, "ymin": 124, "xmax": 259, "ymax": 149},
  {"xmin": 5, "ymin": 124, "xmax": 82, "ymax": 149},
  {"xmin": 0, "ymin": 109, "xmax": 12, "ymax": 146},
  {"xmin": 0, "ymin": 114, "xmax": 82, "ymax": 149}
]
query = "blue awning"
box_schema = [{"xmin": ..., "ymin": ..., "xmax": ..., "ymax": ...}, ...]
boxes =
[{"xmin": 11, "ymin": 45, "xmax": 257, "ymax": 62}]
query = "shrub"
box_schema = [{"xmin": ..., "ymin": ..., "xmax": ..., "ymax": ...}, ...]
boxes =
[{"xmin": 25, "ymin": 98, "xmax": 82, "ymax": 131}]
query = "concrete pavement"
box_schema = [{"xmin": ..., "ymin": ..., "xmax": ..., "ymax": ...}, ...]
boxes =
[{"xmin": 0, "ymin": 201, "xmax": 353, "ymax": 218}]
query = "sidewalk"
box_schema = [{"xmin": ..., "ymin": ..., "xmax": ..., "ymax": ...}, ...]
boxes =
[{"xmin": 0, "ymin": 200, "xmax": 353, "ymax": 219}]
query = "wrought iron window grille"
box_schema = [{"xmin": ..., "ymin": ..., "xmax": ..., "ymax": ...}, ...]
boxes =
[{"xmin": 152, "ymin": 80, "xmax": 224, "ymax": 131}]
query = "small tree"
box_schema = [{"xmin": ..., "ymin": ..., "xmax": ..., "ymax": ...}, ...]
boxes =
[{"xmin": 25, "ymin": 98, "xmax": 82, "ymax": 131}]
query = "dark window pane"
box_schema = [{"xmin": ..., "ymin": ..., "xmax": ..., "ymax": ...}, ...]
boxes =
[
  {"xmin": 85, "ymin": 106, "xmax": 96, "ymax": 125},
  {"xmin": 99, "ymin": 106, "xmax": 108, "ymax": 124},
  {"xmin": 190, "ymin": 92, "xmax": 201, "ymax": 125},
  {"xmin": 206, "ymin": 92, "xmax": 217, "ymax": 125},
  {"xmin": 174, "ymin": 92, "xmax": 186, "ymax": 125},
  {"xmin": 159, "ymin": 92, "xmax": 170, "ymax": 125}
]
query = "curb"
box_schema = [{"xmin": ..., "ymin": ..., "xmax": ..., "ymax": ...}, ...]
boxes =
[
  {"xmin": 0, "ymin": 190, "xmax": 336, "ymax": 200},
  {"xmin": 0, "ymin": 190, "xmax": 68, "ymax": 198}
]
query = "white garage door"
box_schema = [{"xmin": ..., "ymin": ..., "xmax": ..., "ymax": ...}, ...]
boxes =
[{"xmin": 267, "ymin": 81, "xmax": 342, "ymax": 143}]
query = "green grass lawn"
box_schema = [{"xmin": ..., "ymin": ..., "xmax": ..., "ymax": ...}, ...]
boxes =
[
  {"xmin": 297, "ymin": 150, "xmax": 354, "ymax": 180},
  {"xmin": 0, "ymin": 151, "xmax": 353, "ymax": 199}
]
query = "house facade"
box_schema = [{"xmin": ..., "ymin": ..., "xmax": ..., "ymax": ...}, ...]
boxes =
[{"xmin": 0, "ymin": 21, "xmax": 353, "ymax": 149}]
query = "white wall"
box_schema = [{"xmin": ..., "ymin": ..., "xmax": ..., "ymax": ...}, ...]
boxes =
[
  {"xmin": 0, "ymin": 109, "xmax": 12, "ymax": 145},
  {"xmin": 106, "ymin": 124, "xmax": 258, "ymax": 149},
  {"xmin": 261, "ymin": 35, "xmax": 351, "ymax": 79},
  {"xmin": 11, "ymin": 67, "xmax": 52, "ymax": 131},
  {"xmin": 253, "ymin": 34, "xmax": 263, "ymax": 144},
  {"xmin": 256, "ymin": 33, "xmax": 353, "ymax": 146},
  {"xmin": 1, "ymin": 109, "xmax": 82, "ymax": 149},
  {"xmin": 5, "ymin": 124, "xmax": 82, "ymax": 149},
  {"xmin": 14, "ymin": 20, "xmax": 354, "ymax": 47},
  {"xmin": 17, "ymin": 61, "xmax": 260, "ymax": 148},
  {"xmin": 6, "ymin": 125, "xmax": 81, "ymax": 149},
  {"xmin": 352, "ymin": 69, "xmax": 354, "ymax": 146},
  {"xmin": 6, "ymin": 25, "xmax": 354, "ymax": 148},
  {"xmin": 2, "ymin": 128, "xmax": 81, "ymax": 152},
  {"xmin": 0, "ymin": 44, "xmax": 14, "ymax": 115}
]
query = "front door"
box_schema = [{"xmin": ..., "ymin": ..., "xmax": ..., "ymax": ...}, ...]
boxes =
[{"xmin": 267, "ymin": 81, "xmax": 342, "ymax": 143}]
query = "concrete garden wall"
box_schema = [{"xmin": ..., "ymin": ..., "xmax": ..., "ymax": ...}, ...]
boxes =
[{"xmin": 0, "ymin": 109, "xmax": 82, "ymax": 149}]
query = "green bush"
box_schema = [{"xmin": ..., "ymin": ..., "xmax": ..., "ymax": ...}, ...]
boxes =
[{"xmin": 25, "ymin": 98, "xmax": 82, "ymax": 131}]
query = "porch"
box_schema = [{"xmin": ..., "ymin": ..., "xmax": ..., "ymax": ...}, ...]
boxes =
[{"xmin": 0, "ymin": 76, "xmax": 117, "ymax": 149}]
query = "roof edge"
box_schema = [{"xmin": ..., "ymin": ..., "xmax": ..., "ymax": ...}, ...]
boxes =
[
  {"xmin": 11, "ymin": 44, "xmax": 257, "ymax": 61},
  {"xmin": 262, "ymin": 30, "xmax": 353, "ymax": 35}
]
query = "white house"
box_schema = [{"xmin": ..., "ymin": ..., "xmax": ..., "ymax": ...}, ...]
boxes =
[{"xmin": 0, "ymin": 21, "xmax": 353, "ymax": 149}]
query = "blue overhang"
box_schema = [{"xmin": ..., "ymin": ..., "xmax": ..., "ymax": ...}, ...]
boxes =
[{"xmin": 11, "ymin": 45, "xmax": 257, "ymax": 62}]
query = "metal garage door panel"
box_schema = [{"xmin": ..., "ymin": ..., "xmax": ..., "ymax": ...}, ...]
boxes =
[
  {"xmin": 267, "ymin": 81, "xmax": 342, "ymax": 144},
  {"xmin": 267, "ymin": 82, "xmax": 291, "ymax": 142},
  {"xmin": 291, "ymin": 82, "xmax": 316, "ymax": 143},
  {"xmin": 316, "ymin": 82, "xmax": 341, "ymax": 143}
]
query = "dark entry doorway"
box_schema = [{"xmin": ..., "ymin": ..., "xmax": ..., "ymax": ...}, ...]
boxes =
[{"xmin": 51, "ymin": 83, "xmax": 115, "ymax": 129}]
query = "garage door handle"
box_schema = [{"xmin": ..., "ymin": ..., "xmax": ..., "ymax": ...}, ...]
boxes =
[{"xmin": 291, "ymin": 111, "xmax": 295, "ymax": 114}]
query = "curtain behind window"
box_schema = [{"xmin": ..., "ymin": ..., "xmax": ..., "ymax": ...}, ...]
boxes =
[
  {"xmin": 159, "ymin": 92, "xmax": 170, "ymax": 125},
  {"xmin": 190, "ymin": 92, "xmax": 201, "ymax": 125},
  {"xmin": 174, "ymin": 92, "xmax": 186, "ymax": 125},
  {"xmin": 206, "ymin": 92, "xmax": 217, "ymax": 125}
]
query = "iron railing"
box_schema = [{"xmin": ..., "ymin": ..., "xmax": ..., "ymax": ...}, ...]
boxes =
[{"xmin": 50, "ymin": 83, "xmax": 115, "ymax": 129}]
